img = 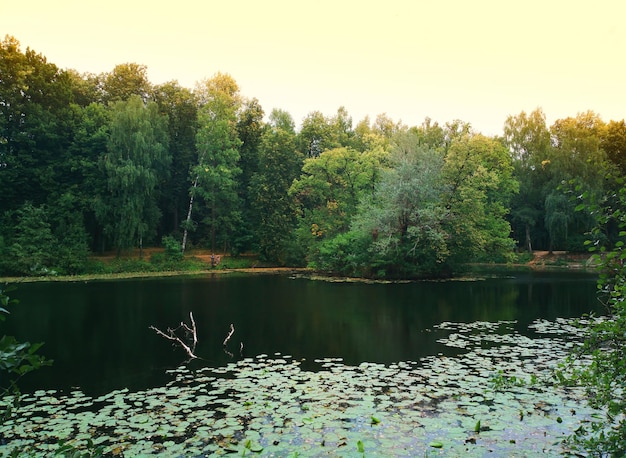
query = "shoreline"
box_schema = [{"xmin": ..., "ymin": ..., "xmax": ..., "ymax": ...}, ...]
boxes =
[{"xmin": 0, "ymin": 250, "xmax": 596, "ymax": 284}]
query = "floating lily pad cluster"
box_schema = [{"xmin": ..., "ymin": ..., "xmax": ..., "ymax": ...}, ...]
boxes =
[{"xmin": 0, "ymin": 317, "xmax": 599, "ymax": 456}]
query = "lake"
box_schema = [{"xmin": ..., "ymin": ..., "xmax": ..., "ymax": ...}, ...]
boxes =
[
  {"xmin": 2, "ymin": 270, "xmax": 604, "ymax": 456},
  {"xmin": 7, "ymin": 270, "xmax": 599, "ymax": 395}
]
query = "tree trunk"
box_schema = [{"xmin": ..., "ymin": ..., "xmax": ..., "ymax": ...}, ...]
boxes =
[
  {"xmin": 181, "ymin": 175, "xmax": 199, "ymax": 255},
  {"xmin": 525, "ymin": 223, "xmax": 533, "ymax": 253},
  {"xmin": 211, "ymin": 198, "xmax": 216, "ymax": 254}
]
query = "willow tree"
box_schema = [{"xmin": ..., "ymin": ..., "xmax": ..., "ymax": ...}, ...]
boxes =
[
  {"xmin": 100, "ymin": 95, "xmax": 170, "ymax": 257},
  {"xmin": 349, "ymin": 145, "xmax": 448, "ymax": 278}
]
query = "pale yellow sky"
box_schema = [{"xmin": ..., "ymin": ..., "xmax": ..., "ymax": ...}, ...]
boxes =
[{"xmin": 2, "ymin": 0, "xmax": 625, "ymax": 135}]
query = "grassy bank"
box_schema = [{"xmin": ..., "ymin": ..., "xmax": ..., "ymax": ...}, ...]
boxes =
[{"xmin": 0, "ymin": 250, "xmax": 593, "ymax": 284}]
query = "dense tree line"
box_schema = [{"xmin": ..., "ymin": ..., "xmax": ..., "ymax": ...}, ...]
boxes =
[{"xmin": 1, "ymin": 36, "xmax": 625, "ymax": 278}]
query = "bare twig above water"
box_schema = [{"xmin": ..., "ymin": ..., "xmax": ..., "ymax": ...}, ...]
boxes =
[
  {"xmin": 223, "ymin": 323, "xmax": 235, "ymax": 347},
  {"xmin": 150, "ymin": 311, "xmax": 198, "ymax": 360}
]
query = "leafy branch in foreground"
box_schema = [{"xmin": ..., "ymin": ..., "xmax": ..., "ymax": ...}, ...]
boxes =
[
  {"xmin": 560, "ymin": 179, "xmax": 626, "ymax": 456},
  {"xmin": 0, "ymin": 284, "xmax": 52, "ymax": 425}
]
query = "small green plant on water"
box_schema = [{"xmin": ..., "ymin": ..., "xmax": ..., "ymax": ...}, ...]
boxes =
[
  {"xmin": 357, "ymin": 439, "xmax": 365, "ymax": 456},
  {"xmin": 489, "ymin": 370, "xmax": 527, "ymax": 389},
  {"xmin": 54, "ymin": 439, "xmax": 105, "ymax": 458}
]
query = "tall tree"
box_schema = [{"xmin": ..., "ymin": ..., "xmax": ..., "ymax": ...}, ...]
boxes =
[
  {"xmin": 350, "ymin": 145, "xmax": 449, "ymax": 277},
  {"xmin": 235, "ymin": 98, "xmax": 265, "ymax": 252},
  {"xmin": 546, "ymin": 111, "xmax": 608, "ymax": 250},
  {"xmin": 601, "ymin": 119, "xmax": 626, "ymax": 173},
  {"xmin": 152, "ymin": 81, "xmax": 198, "ymax": 236},
  {"xmin": 0, "ymin": 35, "xmax": 74, "ymax": 214},
  {"xmin": 503, "ymin": 108, "xmax": 552, "ymax": 252},
  {"xmin": 99, "ymin": 95, "xmax": 170, "ymax": 256},
  {"xmin": 101, "ymin": 63, "xmax": 152, "ymax": 103},
  {"xmin": 250, "ymin": 109, "xmax": 302, "ymax": 262},
  {"xmin": 290, "ymin": 143, "xmax": 388, "ymax": 265},
  {"xmin": 70, "ymin": 102, "xmax": 111, "ymax": 251},
  {"xmin": 442, "ymin": 134, "xmax": 518, "ymax": 264},
  {"xmin": 1, "ymin": 203, "xmax": 56, "ymax": 275},
  {"xmin": 297, "ymin": 111, "xmax": 339, "ymax": 158},
  {"xmin": 191, "ymin": 73, "xmax": 242, "ymax": 253}
]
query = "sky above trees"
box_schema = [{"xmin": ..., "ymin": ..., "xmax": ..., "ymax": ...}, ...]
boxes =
[{"xmin": 2, "ymin": 0, "xmax": 625, "ymax": 136}]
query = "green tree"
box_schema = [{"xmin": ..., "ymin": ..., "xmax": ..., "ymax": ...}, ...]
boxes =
[
  {"xmin": 547, "ymin": 111, "xmax": 608, "ymax": 251},
  {"xmin": 503, "ymin": 108, "xmax": 552, "ymax": 252},
  {"xmin": 349, "ymin": 145, "xmax": 449, "ymax": 278},
  {"xmin": 235, "ymin": 98, "xmax": 265, "ymax": 253},
  {"xmin": 192, "ymin": 73, "xmax": 242, "ymax": 253},
  {"xmin": 101, "ymin": 63, "xmax": 152, "ymax": 103},
  {"xmin": 372, "ymin": 113, "xmax": 404, "ymax": 139},
  {"xmin": 297, "ymin": 111, "xmax": 338, "ymax": 158},
  {"xmin": 65, "ymin": 69, "xmax": 102, "ymax": 107},
  {"xmin": 250, "ymin": 109, "xmax": 302, "ymax": 263},
  {"xmin": 152, "ymin": 81, "xmax": 198, "ymax": 236},
  {"xmin": 601, "ymin": 119, "xmax": 626, "ymax": 174},
  {"xmin": 69, "ymin": 102, "xmax": 111, "ymax": 252},
  {"xmin": 405, "ymin": 118, "xmax": 447, "ymax": 152},
  {"xmin": 350, "ymin": 116, "xmax": 389, "ymax": 153},
  {"xmin": 0, "ymin": 36, "xmax": 74, "ymax": 214},
  {"xmin": 1, "ymin": 203, "xmax": 56, "ymax": 276},
  {"xmin": 290, "ymin": 145, "xmax": 388, "ymax": 262},
  {"xmin": 99, "ymin": 95, "xmax": 170, "ymax": 257},
  {"xmin": 48, "ymin": 193, "xmax": 90, "ymax": 274},
  {"xmin": 442, "ymin": 134, "xmax": 518, "ymax": 264}
]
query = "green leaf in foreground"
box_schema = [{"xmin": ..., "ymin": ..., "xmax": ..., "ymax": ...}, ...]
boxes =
[{"xmin": 429, "ymin": 440, "xmax": 444, "ymax": 448}]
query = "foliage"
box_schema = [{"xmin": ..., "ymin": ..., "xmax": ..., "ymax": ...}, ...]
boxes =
[
  {"xmin": 290, "ymin": 146, "xmax": 388, "ymax": 266},
  {"xmin": 560, "ymin": 177, "xmax": 626, "ymax": 456},
  {"xmin": 99, "ymin": 95, "xmax": 171, "ymax": 255},
  {"xmin": 442, "ymin": 134, "xmax": 518, "ymax": 265},
  {"xmin": 350, "ymin": 145, "xmax": 450, "ymax": 278},
  {"xmin": 192, "ymin": 73, "xmax": 243, "ymax": 253},
  {"xmin": 161, "ymin": 235, "xmax": 183, "ymax": 262},
  {"xmin": 0, "ymin": 285, "xmax": 51, "ymax": 426},
  {"xmin": 151, "ymin": 81, "xmax": 198, "ymax": 238},
  {"xmin": 1, "ymin": 203, "xmax": 57, "ymax": 276},
  {"xmin": 3, "ymin": 34, "xmax": 626, "ymax": 279},
  {"xmin": 250, "ymin": 110, "xmax": 302, "ymax": 263},
  {"xmin": 308, "ymin": 230, "xmax": 372, "ymax": 276},
  {"xmin": 311, "ymin": 132, "xmax": 518, "ymax": 278}
]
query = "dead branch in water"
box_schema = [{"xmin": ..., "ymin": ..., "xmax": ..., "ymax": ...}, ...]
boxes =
[
  {"xmin": 223, "ymin": 323, "xmax": 235, "ymax": 347},
  {"xmin": 150, "ymin": 311, "xmax": 198, "ymax": 360}
]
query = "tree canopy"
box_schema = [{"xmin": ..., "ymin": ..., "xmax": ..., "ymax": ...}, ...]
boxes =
[{"xmin": 1, "ymin": 35, "xmax": 625, "ymax": 278}]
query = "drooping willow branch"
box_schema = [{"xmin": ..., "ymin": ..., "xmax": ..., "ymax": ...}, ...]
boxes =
[{"xmin": 150, "ymin": 312, "xmax": 198, "ymax": 360}]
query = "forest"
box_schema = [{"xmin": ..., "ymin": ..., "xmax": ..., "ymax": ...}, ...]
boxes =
[{"xmin": 2, "ymin": 35, "xmax": 626, "ymax": 279}]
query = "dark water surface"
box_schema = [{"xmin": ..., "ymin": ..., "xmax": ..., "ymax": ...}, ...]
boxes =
[{"xmin": 6, "ymin": 271, "xmax": 599, "ymax": 395}]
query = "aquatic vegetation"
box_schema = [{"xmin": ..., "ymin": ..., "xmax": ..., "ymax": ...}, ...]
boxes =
[{"xmin": 0, "ymin": 317, "xmax": 600, "ymax": 456}]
